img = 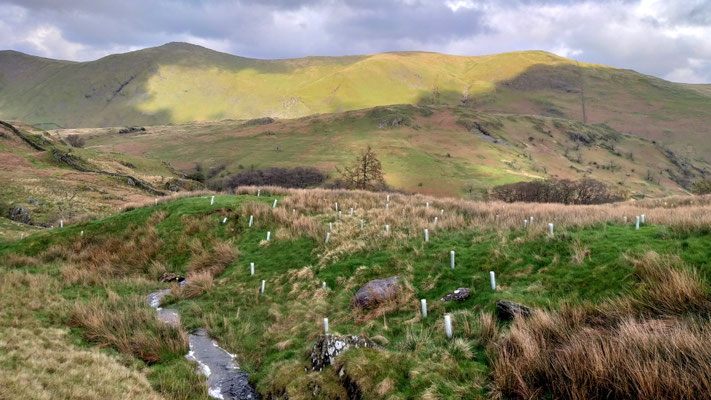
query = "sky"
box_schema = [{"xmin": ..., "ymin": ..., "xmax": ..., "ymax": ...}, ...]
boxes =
[{"xmin": 0, "ymin": 0, "xmax": 709, "ymax": 83}]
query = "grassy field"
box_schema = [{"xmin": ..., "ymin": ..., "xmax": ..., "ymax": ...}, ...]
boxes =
[
  {"xmin": 58, "ymin": 105, "xmax": 707, "ymax": 198},
  {"xmin": 3, "ymin": 187, "xmax": 711, "ymax": 399},
  {"xmin": 1, "ymin": 43, "xmax": 710, "ymax": 159}
]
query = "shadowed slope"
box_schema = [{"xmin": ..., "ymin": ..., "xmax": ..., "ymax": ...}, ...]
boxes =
[{"xmin": 0, "ymin": 44, "xmax": 708, "ymax": 157}]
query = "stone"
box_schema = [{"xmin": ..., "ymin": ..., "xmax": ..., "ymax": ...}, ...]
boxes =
[
  {"xmin": 310, "ymin": 334, "xmax": 381, "ymax": 371},
  {"xmin": 126, "ymin": 177, "xmax": 136, "ymax": 186},
  {"xmin": 8, "ymin": 206, "xmax": 32, "ymax": 225},
  {"xmin": 440, "ymin": 287, "xmax": 471, "ymax": 302},
  {"xmin": 26, "ymin": 198, "xmax": 39, "ymax": 206},
  {"xmin": 158, "ymin": 272, "xmax": 185, "ymax": 283},
  {"xmin": 350, "ymin": 276, "xmax": 399, "ymax": 309},
  {"xmin": 496, "ymin": 300, "xmax": 535, "ymax": 321}
]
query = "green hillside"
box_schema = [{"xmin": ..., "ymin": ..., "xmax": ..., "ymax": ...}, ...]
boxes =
[
  {"xmin": 1, "ymin": 43, "xmax": 710, "ymax": 158},
  {"xmin": 58, "ymin": 105, "xmax": 709, "ymax": 198},
  {"xmin": 3, "ymin": 189, "xmax": 711, "ymax": 399},
  {"xmin": 0, "ymin": 120, "xmax": 194, "ymax": 240}
]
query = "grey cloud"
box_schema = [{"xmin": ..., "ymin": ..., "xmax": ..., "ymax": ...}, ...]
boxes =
[{"xmin": 0, "ymin": 0, "xmax": 708, "ymax": 82}]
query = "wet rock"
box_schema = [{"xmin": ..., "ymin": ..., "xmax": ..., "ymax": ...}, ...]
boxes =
[
  {"xmin": 311, "ymin": 334, "xmax": 381, "ymax": 372},
  {"xmin": 350, "ymin": 276, "xmax": 399, "ymax": 309},
  {"xmin": 440, "ymin": 288, "xmax": 471, "ymax": 302},
  {"xmin": 496, "ymin": 300, "xmax": 535, "ymax": 321},
  {"xmin": 217, "ymin": 370, "xmax": 261, "ymax": 399},
  {"xmin": 159, "ymin": 272, "xmax": 185, "ymax": 283},
  {"xmin": 8, "ymin": 206, "xmax": 32, "ymax": 225}
]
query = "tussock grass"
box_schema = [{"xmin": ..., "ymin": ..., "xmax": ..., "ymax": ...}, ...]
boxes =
[
  {"xmin": 239, "ymin": 187, "xmax": 711, "ymax": 263},
  {"xmin": 0, "ymin": 253, "xmax": 39, "ymax": 268},
  {"xmin": 68, "ymin": 294, "xmax": 188, "ymax": 364},
  {"xmin": 169, "ymin": 240, "xmax": 238, "ymax": 299},
  {"xmin": 43, "ymin": 224, "xmax": 163, "ymax": 282},
  {"xmin": 119, "ymin": 190, "xmax": 215, "ymax": 212},
  {"xmin": 172, "ymin": 271, "xmax": 214, "ymax": 299},
  {"xmin": 491, "ymin": 251, "xmax": 711, "ymax": 400},
  {"xmin": 5, "ymin": 190, "xmax": 711, "ymax": 399},
  {"xmin": 187, "ymin": 240, "xmax": 238, "ymax": 276},
  {"xmin": 0, "ymin": 327, "xmax": 165, "ymax": 400},
  {"xmin": 0, "ymin": 269, "xmax": 166, "ymax": 400}
]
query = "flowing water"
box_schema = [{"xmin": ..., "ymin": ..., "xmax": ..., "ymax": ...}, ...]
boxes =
[{"xmin": 147, "ymin": 288, "xmax": 260, "ymax": 399}]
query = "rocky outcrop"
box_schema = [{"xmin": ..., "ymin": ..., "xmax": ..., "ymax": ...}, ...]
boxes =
[
  {"xmin": 50, "ymin": 148, "xmax": 165, "ymax": 196},
  {"xmin": 350, "ymin": 276, "xmax": 400, "ymax": 309},
  {"xmin": 311, "ymin": 334, "xmax": 381, "ymax": 372},
  {"xmin": 496, "ymin": 300, "xmax": 535, "ymax": 321},
  {"xmin": 440, "ymin": 288, "xmax": 470, "ymax": 302},
  {"xmin": 243, "ymin": 117, "xmax": 274, "ymax": 126},
  {"xmin": 118, "ymin": 126, "xmax": 146, "ymax": 134},
  {"xmin": 8, "ymin": 206, "xmax": 32, "ymax": 225},
  {"xmin": 0, "ymin": 120, "xmax": 46, "ymax": 151}
]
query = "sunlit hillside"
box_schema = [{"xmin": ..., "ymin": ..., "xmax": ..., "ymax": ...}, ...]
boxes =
[
  {"xmin": 1, "ymin": 43, "xmax": 710, "ymax": 157},
  {"xmin": 53, "ymin": 105, "xmax": 709, "ymax": 198}
]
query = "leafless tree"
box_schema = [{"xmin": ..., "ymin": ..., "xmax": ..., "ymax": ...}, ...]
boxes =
[
  {"xmin": 337, "ymin": 146, "xmax": 385, "ymax": 191},
  {"xmin": 51, "ymin": 185, "xmax": 80, "ymax": 219},
  {"xmin": 65, "ymin": 134, "xmax": 85, "ymax": 148}
]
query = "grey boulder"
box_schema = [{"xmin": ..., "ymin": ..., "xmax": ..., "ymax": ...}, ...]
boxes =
[
  {"xmin": 311, "ymin": 334, "xmax": 381, "ymax": 372},
  {"xmin": 350, "ymin": 276, "xmax": 400, "ymax": 309},
  {"xmin": 496, "ymin": 300, "xmax": 535, "ymax": 321}
]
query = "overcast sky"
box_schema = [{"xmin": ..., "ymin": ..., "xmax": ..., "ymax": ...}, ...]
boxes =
[{"xmin": 0, "ymin": 0, "xmax": 709, "ymax": 83}]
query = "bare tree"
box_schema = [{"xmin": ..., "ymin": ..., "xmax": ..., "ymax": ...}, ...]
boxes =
[
  {"xmin": 338, "ymin": 146, "xmax": 385, "ymax": 190},
  {"xmin": 65, "ymin": 134, "xmax": 85, "ymax": 148},
  {"xmin": 51, "ymin": 185, "xmax": 80, "ymax": 219}
]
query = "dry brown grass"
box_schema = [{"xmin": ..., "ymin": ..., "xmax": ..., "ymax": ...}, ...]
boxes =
[
  {"xmin": 119, "ymin": 190, "xmax": 215, "ymax": 212},
  {"xmin": 43, "ymin": 224, "xmax": 163, "ymax": 283},
  {"xmin": 68, "ymin": 293, "xmax": 188, "ymax": 364},
  {"xmin": 0, "ymin": 253, "xmax": 39, "ymax": 268},
  {"xmin": 490, "ymin": 251, "xmax": 711, "ymax": 400},
  {"xmin": 167, "ymin": 240, "xmax": 239, "ymax": 300},
  {"xmin": 182, "ymin": 213, "xmax": 211, "ymax": 235},
  {"xmin": 0, "ymin": 327, "xmax": 165, "ymax": 400},
  {"xmin": 0, "ymin": 269, "xmax": 165, "ymax": 400},
  {"xmin": 187, "ymin": 240, "xmax": 238, "ymax": 276},
  {"xmin": 234, "ymin": 187, "xmax": 711, "ymax": 266},
  {"xmin": 171, "ymin": 270, "xmax": 214, "ymax": 299}
]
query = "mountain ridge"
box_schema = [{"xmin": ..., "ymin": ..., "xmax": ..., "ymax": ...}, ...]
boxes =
[{"xmin": 0, "ymin": 42, "xmax": 710, "ymax": 159}]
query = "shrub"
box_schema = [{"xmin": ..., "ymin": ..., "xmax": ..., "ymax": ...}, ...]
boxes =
[
  {"xmin": 212, "ymin": 167, "xmax": 325, "ymax": 191},
  {"xmin": 491, "ymin": 178, "xmax": 623, "ymax": 204},
  {"xmin": 185, "ymin": 163, "xmax": 205, "ymax": 183},
  {"xmin": 692, "ymin": 178, "xmax": 711, "ymax": 195},
  {"xmin": 65, "ymin": 134, "xmax": 85, "ymax": 148}
]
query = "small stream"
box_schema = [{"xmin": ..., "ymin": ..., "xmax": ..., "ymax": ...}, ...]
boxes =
[{"xmin": 147, "ymin": 288, "xmax": 260, "ymax": 399}]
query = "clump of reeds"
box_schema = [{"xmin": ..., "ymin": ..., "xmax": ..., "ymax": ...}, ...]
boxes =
[
  {"xmin": 490, "ymin": 251, "xmax": 711, "ymax": 400},
  {"xmin": 67, "ymin": 293, "xmax": 188, "ymax": 364}
]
